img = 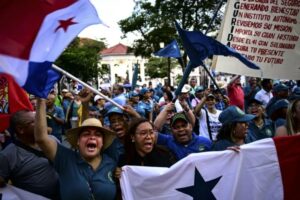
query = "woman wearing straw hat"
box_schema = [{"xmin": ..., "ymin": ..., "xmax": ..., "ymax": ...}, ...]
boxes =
[{"xmin": 34, "ymin": 98, "xmax": 117, "ymax": 200}]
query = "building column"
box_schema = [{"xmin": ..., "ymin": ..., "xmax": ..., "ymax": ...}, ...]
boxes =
[
  {"xmin": 139, "ymin": 59, "xmax": 145, "ymax": 84},
  {"xmin": 109, "ymin": 62, "xmax": 116, "ymax": 84},
  {"xmin": 128, "ymin": 60, "xmax": 133, "ymax": 84}
]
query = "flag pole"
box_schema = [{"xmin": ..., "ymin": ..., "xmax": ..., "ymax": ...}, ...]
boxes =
[
  {"xmin": 174, "ymin": 62, "xmax": 195, "ymax": 97},
  {"xmin": 196, "ymin": 0, "xmax": 225, "ymax": 93},
  {"xmin": 201, "ymin": 63, "xmax": 221, "ymax": 92},
  {"xmin": 173, "ymin": 0, "xmax": 225, "ymax": 99},
  {"xmin": 52, "ymin": 64, "xmax": 124, "ymax": 110},
  {"xmin": 204, "ymin": 0, "xmax": 225, "ymax": 35},
  {"xmin": 201, "ymin": 0, "xmax": 225, "ymax": 92}
]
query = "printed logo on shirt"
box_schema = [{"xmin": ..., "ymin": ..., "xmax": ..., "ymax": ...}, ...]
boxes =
[
  {"xmin": 198, "ymin": 145, "xmax": 206, "ymax": 152},
  {"xmin": 266, "ymin": 129, "xmax": 273, "ymax": 137},
  {"xmin": 108, "ymin": 171, "xmax": 115, "ymax": 183}
]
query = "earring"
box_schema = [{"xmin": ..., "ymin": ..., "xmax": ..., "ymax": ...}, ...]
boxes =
[{"xmin": 131, "ymin": 139, "xmax": 135, "ymax": 143}]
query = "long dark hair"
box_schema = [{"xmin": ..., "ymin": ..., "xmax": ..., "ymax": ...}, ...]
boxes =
[
  {"xmin": 124, "ymin": 118, "xmax": 153, "ymax": 164},
  {"xmin": 216, "ymin": 122, "xmax": 237, "ymax": 142},
  {"xmin": 164, "ymin": 90, "xmax": 173, "ymax": 102}
]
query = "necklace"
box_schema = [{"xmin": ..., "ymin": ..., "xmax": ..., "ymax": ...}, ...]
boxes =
[{"xmin": 256, "ymin": 120, "xmax": 264, "ymax": 128}]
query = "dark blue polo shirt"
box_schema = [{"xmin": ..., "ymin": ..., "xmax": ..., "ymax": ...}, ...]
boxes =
[
  {"xmin": 157, "ymin": 133, "xmax": 212, "ymax": 160},
  {"xmin": 54, "ymin": 145, "xmax": 116, "ymax": 200},
  {"xmin": 246, "ymin": 119, "xmax": 275, "ymax": 143},
  {"xmin": 212, "ymin": 139, "xmax": 237, "ymax": 151}
]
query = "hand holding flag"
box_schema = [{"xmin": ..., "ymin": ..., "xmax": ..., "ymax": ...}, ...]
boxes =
[{"xmin": 0, "ymin": 0, "xmax": 103, "ymax": 98}]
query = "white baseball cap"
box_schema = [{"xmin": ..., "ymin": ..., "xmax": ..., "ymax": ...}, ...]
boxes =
[
  {"xmin": 94, "ymin": 95, "xmax": 104, "ymax": 102},
  {"xmin": 181, "ymin": 84, "xmax": 191, "ymax": 93}
]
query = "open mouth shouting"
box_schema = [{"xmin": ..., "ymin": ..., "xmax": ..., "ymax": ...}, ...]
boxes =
[
  {"xmin": 143, "ymin": 141, "xmax": 153, "ymax": 151},
  {"xmin": 114, "ymin": 127, "xmax": 125, "ymax": 138},
  {"xmin": 86, "ymin": 140, "xmax": 98, "ymax": 152}
]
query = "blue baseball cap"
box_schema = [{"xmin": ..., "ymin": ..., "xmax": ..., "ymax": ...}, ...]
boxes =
[
  {"xmin": 128, "ymin": 91, "xmax": 139, "ymax": 98},
  {"xmin": 219, "ymin": 106, "xmax": 255, "ymax": 124},
  {"xmin": 140, "ymin": 88, "xmax": 150, "ymax": 95},
  {"xmin": 288, "ymin": 87, "xmax": 300, "ymax": 101},
  {"xmin": 293, "ymin": 87, "xmax": 300, "ymax": 95},
  {"xmin": 106, "ymin": 106, "xmax": 124, "ymax": 117},
  {"xmin": 195, "ymin": 86, "xmax": 204, "ymax": 93},
  {"xmin": 273, "ymin": 84, "xmax": 289, "ymax": 93},
  {"xmin": 268, "ymin": 99, "xmax": 289, "ymax": 117},
  {"xmin": 248, "ymin": 98, "xmax": 263, "ymax": 106}
]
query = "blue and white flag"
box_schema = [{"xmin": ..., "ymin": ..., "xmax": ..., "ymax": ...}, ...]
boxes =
[
  {"xmin": 121, "ymin": 136, "xmax": 300, "ymax": 200},
  {"xmin": 0, "ymin": 184, "xmax": 49, "ymax": 200},
  {"xmin": 175, "ymin": 22, "xmax": 260, "ymax": 70},
  {"xmin": 154, "ymin": 40, "xmax": 181, "ymax": 58},
  {"xmin": 0, "ymin": 0, "xmax": 103, "ymax": 98}
]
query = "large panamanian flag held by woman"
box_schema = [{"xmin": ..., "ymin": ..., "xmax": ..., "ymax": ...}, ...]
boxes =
[
  {"xmin": 0, "ymin": 0, "xmax": 103, "ymax": 98},
  {"xmin": 121, "ymin": 135, "xmax": 300, "ymax": 200}
]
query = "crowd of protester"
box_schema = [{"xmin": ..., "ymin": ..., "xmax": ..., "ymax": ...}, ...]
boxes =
[{"xmin": 0, "ymin": 75, "xmax": 300, "ymax": 199}]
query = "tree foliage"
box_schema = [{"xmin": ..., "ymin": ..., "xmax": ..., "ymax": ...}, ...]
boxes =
[
  {"xmin": 145, "ymin": 57, "xmax": 178, "ymax": 78},
  {"xmin": 55, "ymin": 37, "xmax": 106, "ymax": 82},
  {"xmin": 119, "ymin": 0, "xmax": 223, "ymax": 62}
]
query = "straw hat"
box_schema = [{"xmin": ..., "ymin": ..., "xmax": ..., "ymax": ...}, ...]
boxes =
[{"xmin": 65, "ymin": 118, "xmax": 115, "ymax": 149}]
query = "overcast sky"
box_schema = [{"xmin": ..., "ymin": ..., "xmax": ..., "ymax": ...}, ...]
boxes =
[{"xmin": 79, "ymin": 0, "xmax": 136, "ymax": 47}]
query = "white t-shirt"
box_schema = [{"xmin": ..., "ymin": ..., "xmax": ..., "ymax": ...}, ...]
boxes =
[{"xmin": 198, "ymin": 109, "xmax": 222, "ymax": 141}]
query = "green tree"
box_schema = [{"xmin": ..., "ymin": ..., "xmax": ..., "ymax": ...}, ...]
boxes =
[
  {"xmin": 55, "ymin": 37, "xmax": 106, "ymax": 82},
  {"xmin": 145, "ymin": 57, "xmax": 178, "ymax": 78},
  {"xmin": 119, "ymin": 0, "xmax": 223, "ymax": 68}
]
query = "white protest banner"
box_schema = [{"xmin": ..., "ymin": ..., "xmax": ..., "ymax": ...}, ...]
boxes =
[
  {"xmin": 0, "ymin": 185, "xmax": 49, "ymax": 200},
  {"xmin": 214, "ymin": 0, "xmax": 300, "ymax": 79},
  {"xmin": 121, "ymin": 135, "xmax": 300, "ymax": 200}
]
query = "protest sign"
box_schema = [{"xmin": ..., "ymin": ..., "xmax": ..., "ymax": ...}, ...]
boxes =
[{"xmin": 214, "ymin": 0, "xmax": 300, "ymax": 79}]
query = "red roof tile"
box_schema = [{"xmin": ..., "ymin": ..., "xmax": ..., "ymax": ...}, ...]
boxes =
[{"xmin": 100, "ymin": 43, "xmax": 129, "ymax": 55}]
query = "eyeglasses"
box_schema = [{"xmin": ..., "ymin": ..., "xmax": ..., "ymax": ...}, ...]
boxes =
[{"xmin": 136, "ymin": 129, "xmax": 155, "ymax": 137}]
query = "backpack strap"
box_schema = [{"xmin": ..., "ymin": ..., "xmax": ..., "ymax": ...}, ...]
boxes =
[{"xmin": 203, "ymin": 108, "xmax": 213, "ymax": 141}]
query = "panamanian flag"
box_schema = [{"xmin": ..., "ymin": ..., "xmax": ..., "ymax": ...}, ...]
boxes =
[
  {"xmin": 0, "ymin": 0, "xmax": 102, "ymax": 98},
  {"xmin": 121, "ymin": 135, "xmax": 300, "ymax": 200}
]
